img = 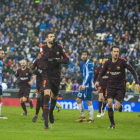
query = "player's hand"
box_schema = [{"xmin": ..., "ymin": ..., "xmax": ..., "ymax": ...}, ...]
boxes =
[
  {"xmin": 95, "ymin": 82, "xmax": 99, "ymax": 90},
  {"xmin": 13, "ymin": 77, "xmax": 17, "ymax": 82},
  {"xmin": 135, "ymin": 84, "xmax": 140, "ymax": 92},
  {"xmin": 78, "ymin": 85, "xmax": 86, "ymax": 91},
  {"xmin": 28, "ymin": 81, "xmax": 33, "ymax": 86}
]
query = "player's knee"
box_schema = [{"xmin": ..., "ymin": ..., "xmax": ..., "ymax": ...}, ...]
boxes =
[
  {"xmin": 22, "ymin": 97, "xmax": 27, "ymax": 102},
  {"xmin": 76, "ymin": 98, "xmax": 82, "ymax": 104},
  {"xmin": 86, "ymin": 100, "xmax": 92, "ymax": 106},
  {"xmin": 108, "ymin": 102, "xmax": 112, "ymax": 108},
  {"xmin": 44, "ymin": 89, "xmax": 51, "ymax": 96},
  {"xmin": 114, "ymin": 105, "xmax": 119, "ymax": 110}
]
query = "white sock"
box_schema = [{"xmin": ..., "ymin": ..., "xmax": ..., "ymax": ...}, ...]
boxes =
[
  {"xmin": 0, "ymin": 103, "xmax": 2, "ymax": 116},
  {"xmin": 78, "ymin": 102, "xmax": 84, "ymax": 117},
  {"xmin": 88, "ymin": 105, "xmax": 94, "ymax": 120}
]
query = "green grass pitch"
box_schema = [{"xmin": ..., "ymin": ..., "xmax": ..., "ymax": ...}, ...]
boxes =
[{"xmin": 0, "ymin": 106, "xmax": 140, "ymax": 140}]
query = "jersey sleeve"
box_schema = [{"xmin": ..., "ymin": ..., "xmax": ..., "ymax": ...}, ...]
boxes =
[
  {"xmin": 94, "ymin": 67, "xmax": 99, "ymax": 83},
  {"xmin": 83, "ymin": 62, "xmax": 94, "ymax": 86},
  {"xmin": 40, "ymin": 45, "xmax": 50, "ymax": 60},
  {"xmin": 32, "ymin": 59, "xmax": 37, "ymax": 70},
  {"xmin": 124, "ymin": 60, "xmax": 139, "ymax": 84},
  {"xmin": 15, "ymin": 69, "xmax": 20, "ymax": 77},
  {"xmin": 97, "ymin": 62, "xmax": 108, "ymax": 82},
  {"xmin": 58, "ymin": 47, "xmax": 69, "ymax": 64}
]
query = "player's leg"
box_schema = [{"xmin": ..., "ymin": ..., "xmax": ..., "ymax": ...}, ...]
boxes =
[
  {"xmin": 25, "ymin": 88, "xmax": 33, "ymax": 109},
  {"xmin": 0, "ymin": 85, "xmax": 3, "ymax": 116},
  {"xmin": 85, "ymin": 88, "xmax": 94, "ymax": 123},
  {"xmin": 32, "ymin": 93, "xmax": 42, "ymax": 122},
  {"xmin": 76, "ymin": 97, "xmax": 86, "ymax": 122},
  {"xmin": 108, "ymin": 98, "xmax": 115, "ymax": 129},
  {"xmin": 43, "ymin": 89, "xmax": 51, "ymax": 129},
  {"xmin": 49, "ymin": 79, "xmax": 60, "ymax": 123},
  {"xmin": 56, "ymin": 102, "xmax": 62, "ymax": 112},
  {"xmin": 0, "ymin": 95, "xmax": 2, "ymax": 116},
  {"xmin": 101, "ymin": 88, "xmax": 107, "ymax": 116},
  {"xmin": 20, "ymin": 97, "xmax": 27, "ymax": 115},
  {"xmin": 86, "ymin": 100, "xmax": 94, "ymax": 123},
  {"xmin": 49, "ymin": 92, "xmax": 57, "ymax": 123},
  {"xmin": 97, "ymin": 90, "xmax": 103, "ymax": 118},
  {"xmin": 114, "ymin": 89, "xmax": 125, "ymax": 112}
]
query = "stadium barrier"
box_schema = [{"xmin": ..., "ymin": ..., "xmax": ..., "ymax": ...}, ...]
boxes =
[{"xmin": 2, "ymin": 89, "xmax": 140, "ymax": 112}]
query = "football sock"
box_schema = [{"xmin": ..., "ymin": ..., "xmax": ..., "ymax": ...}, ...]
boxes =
[
  {"xmin": 88, "ymin": 105, "xmax": 94, "ymax": 120},
  {"xmin": 98, "ymin": 101, "xmax": 102, "ymax": 113},
  {"xmin": 0, "ymin": 103, "xmax": 2, "ymax": 115},
  {"xmin": 78, "ymin": 102, "xmax": 84, "ymax": 117},
  {"xmin": 50, "ymin": 98, "xmax": 57, "ymax": 115},
  {"xmin": 56, "ymin": 102, "xmax": 62, "ymax": 108},
  {"xmin": 102, "ymin": 102, "xmax": 107, "ymax": 110},
  {"xmin": 43, "ymin": 95, "xmax": 50, "ymax": 124},
  {"xmin": 21, "ymin": 102, "xmax": 27, "ymax": 113},
  {"xmin": 108, "ymin": 108, "xmax": 115, "ymax": 125},
  {"xmin": 35, "ymin": 99, "xmax": 41, "ymax": 115}
]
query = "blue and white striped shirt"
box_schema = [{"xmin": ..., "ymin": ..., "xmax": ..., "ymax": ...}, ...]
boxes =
[{"xmin": 82, "ymin": 59, "xmax": 94, "ymax": 88}]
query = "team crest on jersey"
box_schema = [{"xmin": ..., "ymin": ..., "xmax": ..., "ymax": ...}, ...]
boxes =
[
  {"xmin": 56, "ymin": 52, "xmax": 60, "ymax": 55},
  {"xmin": 26, "ymin": 73, "xmax": 28, "ymax": 76},
  {"xmin": 117, "ymin": 66, "xmax": 120, "ymax": 70},
  {"xmin": 107, "ymin": 71, "xmax": 109, "ymax": 74}
]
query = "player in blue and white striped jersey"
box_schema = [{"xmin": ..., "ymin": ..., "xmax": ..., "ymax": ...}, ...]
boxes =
[
  {"xmin": 0, "ymin": 49, "xmax": 5, "ymax": 117},
  {"xmin": 76, "ymin": 50, "xmax": 94, "ymax": 123}
]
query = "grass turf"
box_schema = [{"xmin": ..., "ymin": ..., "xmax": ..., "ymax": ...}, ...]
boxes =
[{"xmin": 0, "ymin": 106, "xmax": 140, "ymax": 140}]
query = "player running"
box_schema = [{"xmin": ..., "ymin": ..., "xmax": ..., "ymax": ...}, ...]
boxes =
[
  {"xmin": 14, "ymin": 60, "xmax": 36, "ymax": 116},
  {"xmin": 95, "ymin": 46, "xmax": 139, "ymax": 129}
]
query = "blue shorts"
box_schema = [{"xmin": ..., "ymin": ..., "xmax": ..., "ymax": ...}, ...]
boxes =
[
  {"xmin": 77, "ymin": 87, "xmax": 93, "ymax": 101},
  {"xmin": 0, "ymin": 85, "xmax": 3, "ymax": 95}
]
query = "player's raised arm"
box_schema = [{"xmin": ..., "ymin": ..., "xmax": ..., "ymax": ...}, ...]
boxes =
[
  {"xmin": 58, "ymin": 47, "xmax": 69, "ymax": 64},
  {"xmin": 124, "ymin": 60, "xmax": 139, "ymax": 84},
  {"xmin": 124, "ymin": 60, "xmax": 140, "ymax": 90},
  {"xmin": 13, "ymin": 70, "xmax": 19, "ymax": 82}
]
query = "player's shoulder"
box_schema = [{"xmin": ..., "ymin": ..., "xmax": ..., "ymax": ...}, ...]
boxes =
[
  {"xmin": 118, "ymin": 57, "xmax": 127, "ymax": 63},
  {"xmin": 39, "ymin": 44, "xmax": 46, "ymax": 48},
  {"xmin": 104, "ymin": 59, "xmax": 111, "ymax": 65},
  {"xmin": 57, "ymin": 44, "xmax": 64, "ymax": 50}
]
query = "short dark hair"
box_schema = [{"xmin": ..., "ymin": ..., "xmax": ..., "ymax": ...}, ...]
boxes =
[
  {"xmin": 46, "ymin": 31, "xmax": 55, "ymax": 38},
  {"xmin": 111, "ymin": 46, "xmax": 119, "ymax": 51},
  {"xmin": 82, "ymin": 50, "xmax": 89, "ymax": 56}
]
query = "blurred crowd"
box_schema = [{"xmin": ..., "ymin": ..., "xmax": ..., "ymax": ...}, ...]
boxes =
[{"xmin": 0, "ymin": 0, "xmax": 140, "ymax": 92}]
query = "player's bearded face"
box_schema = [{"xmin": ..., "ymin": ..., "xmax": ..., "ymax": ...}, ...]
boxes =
[
  {"xmin": 21, "ymin": 62, "xmax": 26, "ymax": 69},
  {"xmin": 111, "ymin": 48, "xmax": 119, "ymax": 59},
  {"xmin": 46, "ymin": 34, "xmax": 55, "ymax": 45},
  {"xmin": 82, "ymin": 53, "xmax": 88, "ymax": 61}
]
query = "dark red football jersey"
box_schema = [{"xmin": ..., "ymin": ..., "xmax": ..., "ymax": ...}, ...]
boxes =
[
  {"xmin": 94, "ymin": 65, "xmax": 109, "ymax": 88},
  {"xmin": 40, "ymin": 44, "xmax": 69, "ymax": 78},
  {"xmin": 97, "ymin": 57, "xmax": 139, "ymax": 89},
  {"xmin": 15, "ymin": 68, "xmax": 32, "ymax": 87}
]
